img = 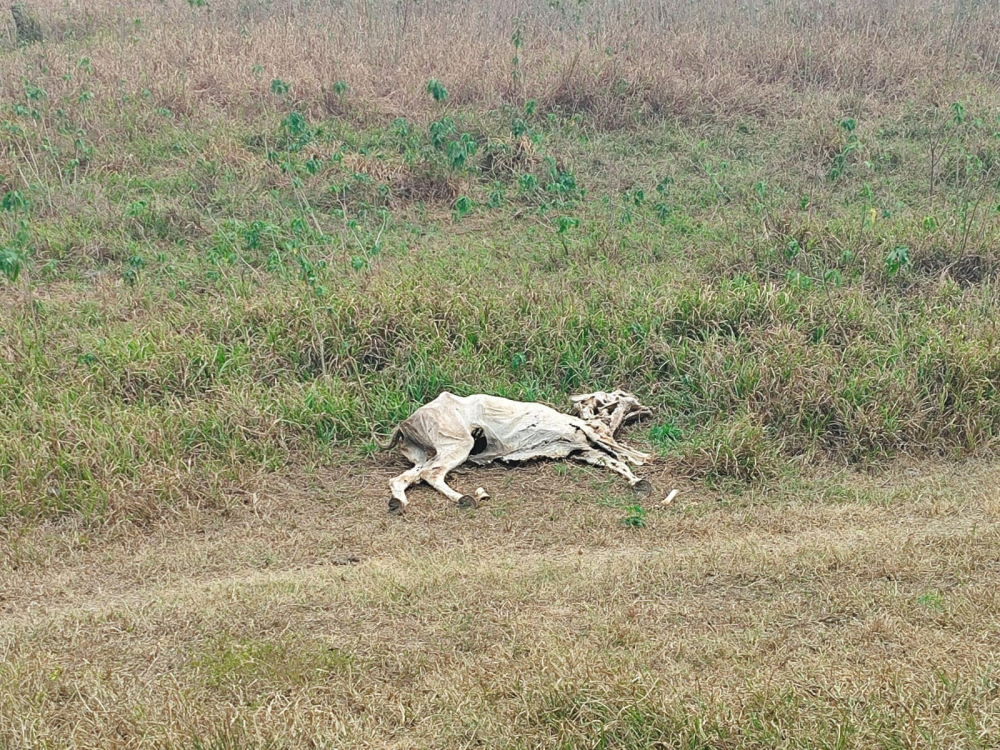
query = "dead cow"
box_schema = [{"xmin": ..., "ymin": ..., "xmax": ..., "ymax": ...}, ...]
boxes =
[{"xmin": 377, "ymin": 390, "xmax": 653, "ymax": 513}]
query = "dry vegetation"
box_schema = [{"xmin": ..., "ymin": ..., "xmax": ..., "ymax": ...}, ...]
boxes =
[
  {"xmin": 3, "ymin": 0, "xmax": 1000, "ymax": 746},
  {"xmin": 3, "ymin": 462, "xmax": 1000, "ymax": 748}
]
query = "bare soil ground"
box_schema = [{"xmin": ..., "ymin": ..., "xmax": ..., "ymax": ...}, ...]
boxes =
[{"xmin": 2, "ymin": 457, "xmax": 999, "ymax": 749}]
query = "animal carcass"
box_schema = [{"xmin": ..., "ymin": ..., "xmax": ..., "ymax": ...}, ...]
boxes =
[{"xmin": 378, "ymin": 390, "xmax": 652, "ymax": 512}]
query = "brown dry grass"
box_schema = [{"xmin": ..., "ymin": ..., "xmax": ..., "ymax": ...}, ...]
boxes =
[
  {"xmin": 3, "ymin": 457, "xmax": 1000, "ymax": 748},
  {"xmin": 5, "ymin": 0, "xmax": 1000, "ymax": 131}
]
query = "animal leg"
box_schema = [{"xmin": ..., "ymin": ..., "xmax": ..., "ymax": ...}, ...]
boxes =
[
  {"xmin": 388, "ymin": 466, "xmax": 423, "ymax": 513},
  {"xmin": 420, "ymin": 437, "xmax": 475, "ymax": 505},
  {"xmin": 572, "ymin": 449, "xmax": 652, "ymax": 496}
]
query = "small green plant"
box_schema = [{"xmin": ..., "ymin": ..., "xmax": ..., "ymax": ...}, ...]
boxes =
[
  {"xmin": 885, "ymin": 245, "xmax": 910, "ymax": 276},
  {"xmin": 917, "ymin": 591, "xmax": 945, "ymax": 612},
  {"xmin": 555, "ymin": 215, "xmax": 578, "ymax": 255},
  {"xmin": 279, "ymin": 111, "xmax": 312, "ymax": 151},
  {"xmin": 649, "ymin": 423, "xmax": 682, "ymax": 452},
  {"xmin": 270, "ymin": 78, "xmax": 290, "ymax": 96},
  {"xmin": 426, "ymin": 78, "xmax": 449, "ymax": 102},
  {"xmin": 0, "ymin": 246, "xmax": 24, "ymax": 283},
  {"xmin": 487, "ymin": 182, "xmax": 506, "ymax": 208},
  {"xmin": 447, "ymin": 133, "xmax": 478, "ymax": 168},
  {"xmin": 620, "ymin": 504, "xmax": 647, "ymax": 528},
  {"xmin": 122, "ymin": 255, "xmax": 145, "ymax": 287},
  {"xmin": 510, "ymin": 25, "xmax": 524, "ymax": 99},
  {"xmin": 556, "ymin": 216, "xmax": 578, "ymax": 234},
  {"xmin": 1, "ymin": 190, "xmax": 28, "ymax": 211},
  {"xmin": 453, "ymin": 195, "xmax": 473, "ymax": 220},
  {"xmin": 828, "ymin": 118, "xmax": 861, "ymax": 181},
  {"xmin": 0, "ymin": 219, "xmax": 31, "ymax": 283},
  {"xmin": 429, "ymin": 117, "xmax": 456, "ymax": 147}
]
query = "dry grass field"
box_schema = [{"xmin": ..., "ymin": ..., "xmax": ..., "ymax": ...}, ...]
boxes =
[
  {"xmin": 3, "ymin": 461, "xmax": 1000, "ymax": 748},
  {"xmin": 4, "ymin": 0, "xmax": 1000, "ymax": 746}
]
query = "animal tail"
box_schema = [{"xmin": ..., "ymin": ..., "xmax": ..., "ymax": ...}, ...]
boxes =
[{"xmin": 372, "ymin": 425, "xmax": 402, "ymax": 451}]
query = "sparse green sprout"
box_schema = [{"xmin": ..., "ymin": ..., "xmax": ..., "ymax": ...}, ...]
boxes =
[
  {"xmin": 429, "ymin": 117, "xmax": 456, "ymax": 147},
  {"xmin": 556, "ymin": 216, "xmax": 578, "ymax": 234},
  {"xmin": 620, "ymin": 504, "xmax": 647, "ymax": 528},
  {"xmin": 270, "ymin": 78, "xmax": 290, "ymax": 96},
  {"xmin": 885, "ymin": 245, "xmax": 910, "ymax": 276},
  {"xmin": 453, "ymin": 195, "xmax": 473, "ymax": 220},
  {"xmin": 917, "ymin": 591, "xmax": 945, "ymax": 611},
  {"xmin": 951, "ymin": 101, "xmax": 966, "ymax": 124},
  {"xmin": 1, "ymin": 190, "xmax": 28, "ymax": 211},
  {"xmin": 426, "ymin": 78, "xmax": 449, "ymax": 102},
  {"xmin": 391, "ymin": 117, "xmax": 411, "ymax": 138},
  {"xmin": 24, "ymin": 82, "xmax": 46, "ymax": 101},
  {"xmin": 186, "ymin": 0, "xmax": 208, "ymax": 7},
  {"xmin": 649, "ymin": 423, "xmax": 681, "ymax": 452},
  {"xmin": 784, "ymin": 269, "xmax": 811, "ymax": 289},
  {"xmin": 545, "ymin": 167, "xmax": 579, "ymax": 201},
  {"xmin": 332, "ymin": 80, "xmax": 349, "ymax": 96},
  {"xmin": 923, "ymin": 215, "xmax": 938, "ymax": 230},
  {"xmin": 281, "ymin": 111, "xmax": 308, "ymax": 135},
  {"xmin": 447, "ymin": 133, "xmax": 478, "ymax": 168},
  {"xmin": 0, "ymin": 247, "xmax": 24, "ymax": 283},
  {"xmin": 487, "ymin": 182, "xmax": 506, "ymax": 208},
  {"xmin": 626, "ymin": 187, "xmax": 645, "ymax": 206},
  {"xmin": 823, "ymin": 269, "xmax": 843, "ymax": 286},
  {"xmin": 123, "ymin": 255, "xmax": 145, "ymax": 287}
]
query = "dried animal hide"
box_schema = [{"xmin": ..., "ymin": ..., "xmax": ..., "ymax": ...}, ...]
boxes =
[{"xmin": 380, "ymin": 390, "xmax": 653, "ymax": 512}]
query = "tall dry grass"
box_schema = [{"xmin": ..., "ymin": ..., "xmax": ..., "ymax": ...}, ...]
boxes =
[{"xmin": 5, "ymin": 0, "xmax": 1000, "ymax": 128}]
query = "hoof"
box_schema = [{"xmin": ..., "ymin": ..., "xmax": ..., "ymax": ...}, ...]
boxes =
[
  {"xmin": 457, "ymin": 495, "xmax": 478, "ymax": 509},
  {"xmin": 631, "ymin": 479, "xmax": 652, "ymax": 497},
  {"xmin": 388, "ymin": 497, "xmax": 404, "ymax": 514}
]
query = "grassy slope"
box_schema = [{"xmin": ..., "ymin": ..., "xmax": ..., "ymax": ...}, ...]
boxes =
[
  {"xmin": 3, "ymin": 0, "xmax": 1000, "ymax": 746},
  {"xmin": 4, "ymin": 1, "xmax": 1000, "ymax": 519}
]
